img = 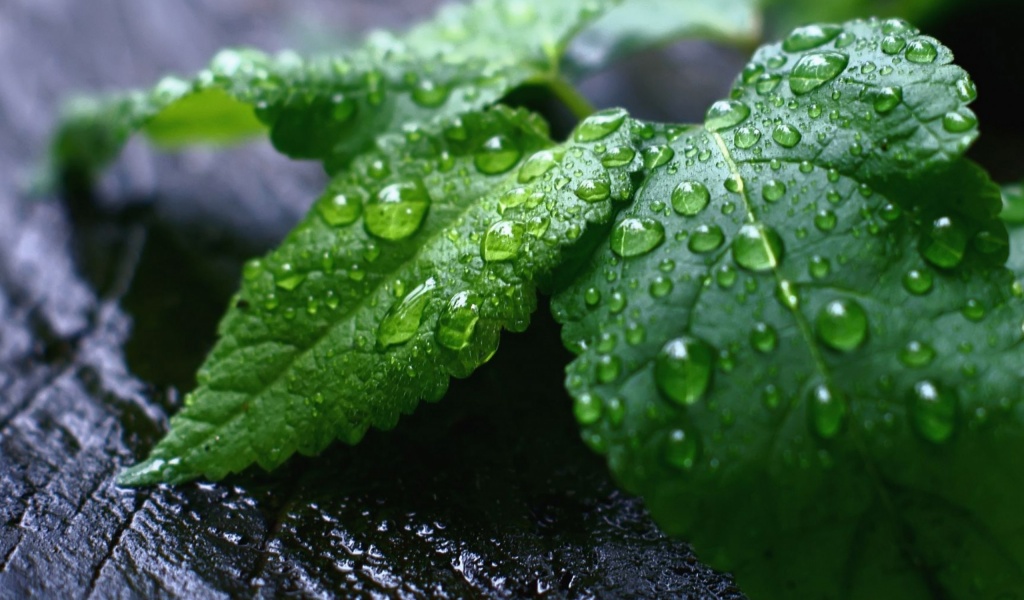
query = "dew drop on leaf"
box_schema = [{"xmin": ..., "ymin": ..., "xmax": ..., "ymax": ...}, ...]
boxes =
[
  {"xmin": 809, "ymin": 255, "xmax": 831, "ymax": 279},
  {"xmin": 317, "ymin": 189, "xmax": 363, "ymax": 226},
  {"xmin": 734, "ymin": 126, "xmax": 762, "ymax": 149},
  {"xmin": 755, "ymin": 74, "xmax": 782, "ymax": 95},
  {"xmin": 610, "ymin": 217, "xmax": 665, "ymax": 258},
  {"xmin": 962, "ymin": 298, "xmax": 986, "ymax": 321},
  {"xmin": 517, "ymin": 149, "xmax": 558, "ymax": 183},
  {"xmin": 816, "ymin": 299, "xmax": 868, "ymax": 351},
  {"xmin": 654, "ymin": 336, "xmax": 714, "ymax": 406},
  {"xmin": 688, "ymin": 224, "xmax": 725, "ymax": 253},
  {"xmin": 814, "ymin": 209, "xmax": 838, "ymax": 232},
  {"xmin": 473, "ymin": 135, "xmax": 521, "ymax": 175},
  {"xmin": 732, "ymin": 224, "xmax": 784, "ymax": 272},
  {"xmin": 808, "ymin": 384, "xmax": 846, "ymax": 439},
  {"xmin": 881, "ymin": 35, "xmax": 906, "ymax": 55},
  {"xmin": 704, "ymin": 100, "xmax": 751, "ymax": 132},
  {"xmin": 905, "ymin": 39, "xmax": 938, "ymax": 63},
  {"xmin": 942, "ymin": 111, "xmax": 978, "ymax": 133},
  {"xmin": 750, "ymin": 322, "xmax": 778, "ymax": 353},
  {"xmin": 642, "ymin": 144, "xmax": 675, "ymax": 169},
  {"xmin": 573, "ymin": 107, "xmax": 628, "ymax": 142},
  {"xmin": 601, "ymin": 145, "xmax": 636, "ymax": 168},
  {"xmin": 903, "ymin": 269, "xmax": 934, "ymax": 295},
  {"xmin": 900, "ymin": 340, "xmax": 936, "ymax": 367},
  {"xmin": 364, "ymin": 180, "xmax": 431, "ymax": 240},
  {"xmin": 481, "ymin": 220, "xmax": 525, "ymax": 262},
  {"xmin": 920, "ymin": 216, "xmax": 967, "ymax": 269},
  {"xmin": 762, "ymin": 179, "xmax": 787, "ymax": 202},
  {"xmin": 650, "ymin": 276, "xmax": 673, "ymax": 298},
  {"xmin": 671, "ymin": 181, "xmax": 711, "ymax": 216},
  {"xmin": 665, "ymin": 429, "xmax": 699, "ymax": 470},
  {"xmin": 597, "ymin": 354, "xmax": 621, "ymax": 383},
  {"xmin": 782, "ymin": 24, "xmax": 843, "ymax": 52},
  {"xmin": 789, "ymin": 52, "xmax": 849, "ymax": 95},
  {"xmin": 910, "ymin": 380, "xmax": 957, "ymax": 443},
  {"xmin": 873, "ymin": 86, "xmax": 903, "ymax": 114},
  {"xmin": 435, "ymin": 291, "xmax": 481, "ymax": 351},
  {"xmin": 772, "ymin": 124, "xmax": 802, "ymax": 148},
  {"xmin": 574, "ymin": 392, "xmax": 603, "ymax": 425},
  {"xmin": 574, "ymin": 177, "xmax": 612, "ymax": 202},
  {"xmin": 411, "ymin": 79, "xmax": 450, "ymax": 107},
  {"xmin": 955, "ymin": 77, "xmax": 978, "ymax": 102},
  {"xmin": 378, "ymin": 277, "xmax": 436, "ymax": 347}
]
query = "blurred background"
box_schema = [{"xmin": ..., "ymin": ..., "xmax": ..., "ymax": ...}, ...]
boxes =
[{"xmin": 0, "ymin": 1, "xmax": 1021, "ymax": 597}]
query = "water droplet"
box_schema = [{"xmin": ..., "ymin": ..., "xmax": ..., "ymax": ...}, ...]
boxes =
[
  {"xmin": 574, "ymin": 108, "xmax": 628, "ymax": 142},
  {"xmin": 688, "ymin": 224, "xmax": 725, "ymax": 253},
  {"xmin": 776, "ymin": 280, "xmax": 800, "ymax": 309},
  {"xmin": 364, "ymin": 180, "xmax": 431, "ymax": 241},
  {"xmin": 732, "ymin": 224, "xmax": 784, "ymax": 272},
  {"xmin": 809, "ymin": 255, "xmax": 831, "ymax": 279},
  {"xmin": 573, "ymin": 392, "xmax": 603, "ymax": 425},
  {"xmin": 921, "ymin": 216, "xmax": 967, "ymax": 269},
  {"xmin": 762, "ymin": 384, "xmax": 782, "ymax": 410},
  {"xmin": 642, "ymin": 144, "xmax": 675, "ymax": 169},
  {"xmin": 909, "ymin": 380, "xmax": 956, "ymax": 443},
  {"xmin": 597, "ymin": 355, "xmax": 621, "ymax": 383},
  {"xmin": 672, "ymin": 181, "xmax": 711, "ymax": 216},
  {"xmin": 482, "ymin": 220, "xmax": 525, "ymax": 262},
  {"xmin": 378, "ymin": 278, "xmax": 436, "ymax": 347},
  {"xmin": 814, "ymin": 209, "xmax": 838, "ymax": 232},
  {"xmin": 517, "ymin": 150, "xmax": 558, "ymax": 183},
  {"xmin": 611, "ymin": 218, "xmax": 665, "ymax": 258},
  {"xmin": 584, "ymin": 287, "xmax": 601, "ymax": 307},
  {"xmin": 474, "ymin": 135, "xmax": 521, "ymax": 175},
  {"xmin": 275, "ymin": 263, "xmax": 305, "ymax": 291},
  {"xmin": 436, "ymin": 291, "xmax": 481, "ymax": 350},
  {"xmin": 881, "ymin": 35, "xmax": 906, "ymax": 55},
  {"xmin": 762, "ymin": 179, "xmax": 787, "ymax": 202},
  {"xmin": 816, "ymin": 299, "xmax": 868, "ymax": 351},
  {"xmin": 783, "ymin": 23, "xmax": 843, "ymax": 52},
  {"xmin": 962, "ymin": 298, "xmax": 986, "ymax": 321},
  {"xmin": 750, "ymin": 322, "xmax": 778, "ymax": 353},
  {"xmin": 955, "ymin": 77, "xmax": 977, "ymax": 102},
  {"xmin": 705, "ymin": 100, "xmax": 751, "ymax": 132},
  {"xmin": 574, "ymin": 177, "xmax": 612, "ymax": 202},
  {"xmin": 650, "ymin": 276, "xmax": 673, "ymax": 298},
  {"xmin": 243, "ymin": 259, "xmax": 264, "ymax": 281},
  {"xmin": 900, "ymin": 340, "xmax": 935, "ymax": 367},
  {"xmin": 665, "ymin": 429, "xmax": 699, "ymax": 470},
  {"xmin": 902, "ymin": 269, "xmax": 934, "ymax": 295},
  {"xmin": 809, "ymin": 384, "xmax": 846, "ymax": 439},
  {"xmin": 608, "ymin": 291, "xmax": 627, "ymax": 313},
  {"xmin": 655, "ymin": 336, "xmax": 714, "ymax": 406},
  {"xmin": 411, "ymin": 79, "xmax": 450, "ymax": 107},
  {"xmin": 318, "ymin": 189, "xmax": 363, "ymax": 226},
  {"xmin": 789, "ymin": 52, "xmax": 849, "ymax": 95},
  {"xmin": 905, "ymin": 39, "xmax": 938, "ymax": 63},
  {"xmin": 755, "ymin": 74, "xmax": 782, "ymax": 95},
  {"xmin": 772, "ymin": 124, "xmax": 802, "ymax": 147},
  {"xmin": 601, "ymin": 145, "xmax": 636, "ymax": 167},
  {"xmin": 873, "ymin": 86, "xmax": 902, "ymax": 114},
  {"xmin": 942, "ymin": 111, "xmax": 977, "ymax": 133},
  {"xmin": 880, "ymin": 202, "xmax": 902, "ymax": 222},
  {"xmin": 734, "ymin": 126, "xmax": 762, "ymax": 149}
]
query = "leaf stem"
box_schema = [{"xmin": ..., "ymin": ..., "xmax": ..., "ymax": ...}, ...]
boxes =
[{"xmin": 547, "ymin": 77, "xmax": 597, "ymax": 120}]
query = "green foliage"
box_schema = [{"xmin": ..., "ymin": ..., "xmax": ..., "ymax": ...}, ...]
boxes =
[{"xmin": 52, "ymin": 1, "xmax": 1024, "ymax": 598}]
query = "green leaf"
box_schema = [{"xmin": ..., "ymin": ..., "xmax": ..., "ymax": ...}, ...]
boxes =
[
  {"xmin": 52, "ymin": 0, "xmax": 619, "ymax": 181},
  {"xmin": 1003, "ymin": 181, "xmax": 1024, "ymax": 278},
  {"xmin": 553, "ymin": 18, "xmax": 1024, "ymax": 598},
  {"xmin": 565, "ymin": 0, "xmax": 761, "ymax": 73},
  {"xmin": 118, "ymin": 105, "xmax": 644, "ymax": 485}
]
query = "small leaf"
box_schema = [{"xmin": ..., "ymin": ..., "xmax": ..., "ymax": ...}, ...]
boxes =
[
  {"xmin": 554, "ymin": 19, "xmax": 1024, "ymax": 598},
  {"xmin": 119, "ymin": 105, "xmax": 644, "ymax": 485}
]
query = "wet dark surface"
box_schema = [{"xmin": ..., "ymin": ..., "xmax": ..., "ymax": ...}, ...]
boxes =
[{"xmin": 0, "ymin": 2, "xmax": 747, "ymax": 598}]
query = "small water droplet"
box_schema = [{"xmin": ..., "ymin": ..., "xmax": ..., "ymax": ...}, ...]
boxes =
[
  {"xmin": 364, "ymin": 180, "xmax": 431, "ymax": 240},
  {"xmin": 961, "ymin": 298, "xmax": 986, "ymax": 321},
  {"xmin": 814, "ymin": 209, "xmax": 838, "ymax": 232},
  {"xmin": 611, "ymin": 217, "xmax": 665, "ymax": 258},
  {"xmin": 881, "ymin": 35, "xmax": 906, "ymax": 55},
  {"xmin": 584, "ymin": 287, "xmax": 601, "ymax": 307},
  {"xmin": 755, "ymin": 74, "xmax": 782, "ymax": 95},
  {"xmin": 905, "ymin": 39, "xmax": 938, "ymax": 63},
  {"xmin": 597, "ymin": 355, "xmax": 621, "ymax": 383},
  {"xmin": 809, "ymin": 384, "xmax": 846, "ymax": 439},
  {"xmin": 650, "ymin": 276, "xmax": 673, "ymax": 298},
  {"xmin": 575, "ymin": 177, "xmax": 612, "ymax": 202},
  {"xmin": 574, "ymin": 108, "xmax": 628, "ymax": 142},
  {"xmin": 783, "ymin": 23, "xmax": 843, "ymax": 52},
  {"xmin": 772, "ymin": 124, "xmax": 802, "ymax": 147},
  {"xmin": 411, "ymin": 79, "xmax": 450, "ymax": 107},
  {"xmin": 873, "ymin": 86, "xmax": 903, "ymax": 114},
  {"xmin": 688, "ymin": 224, "xmax": 725, "ymax": 253},
  {"xmin": 955, "ymin": 77, "xmax": 977, "ymax": 102},
  {"xmin": 474, "ymin": 135, "xmax": 521, "ymax": 175},
  {"xmin": 920, "ymin": 216, "xmax": 967, "ymax": 269},
  {"xmin": 902, "ymin": 269, "xmax": 933, "ymax": 295},
  {"xmin": 243, "ymin": 259, "xmax": 264, "ymax": 281},
  {"xmin": 724, "ymin": 174, "xmax": 743, "ymax": 193},
  {"xmin": 672, "ymin": 181, "xmax": 711, "ymax": 216},
  {"xmin": 809, "ymin": 255, "xmax": 831, "ymax": 279},
  {"xmin": 482, "ymin": 220, "xmax": 525, "ymax": 262},
  {"xmin": 705, "ymin": 100, "xmax": 751, "ymax": 132},
  {"xmin": 909, "ymin": 380, "xmax": 956, "ymax": 443},
  {"xmin": 900, "ymin": 340, "xmax": 935, "ymax": 367},
  {"xmin": 816, "ymin": 299, "xmax": 868, "ymax": 351},
  {"xmin": 318, "ymin": 189, "xmax": 364, "ymax": 226},
  {"xmin": 655, "ymin": 336, "xmax": 714, "ymax": 406},
  {"xmin": 665, "ymin": 429, "xmax": 699, "ymax": 470},
  {"xmin": 942, "ymin": 111, "xmax": 977, "ymax": 133},
  {"xmin": 732, "ymin": 224, "xmax": 784, "ymax": 272},
  {"xmin": 435, "ymin": 291, "xmax": 481, "ymax": 350},
  {"xmin": 762, "ymin": 179, "xmax": 787, "ymax": 202},
  {"xmin": 275, "ymin": 263, "xmax": 305, "ymax": 291},
  {"xmin": 378, "ymin": 278, "xmax": 436, "ymax": 347},
  {"xmin": 601, "ymin": 145, "xmax": 637, "ymax": 167},
  {"xmin": 517, "ymin": 150, "xmax": 559, "ymax": 183},
  {"xmin": 750, "ymin": 322, "xmax": 778, "ymax": 353},
  {"xmin": 573, "ymin": 392, "xmax": 603, "ymax": 425},
  {"xmin": 789, "ymin": 52, "xmax": 849, "ymax": 95}
]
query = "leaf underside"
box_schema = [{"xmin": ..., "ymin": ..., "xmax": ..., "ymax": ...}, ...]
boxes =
[{"xmin": 553, "ymin": 18, "xmax": 1024, "ymax": 599}]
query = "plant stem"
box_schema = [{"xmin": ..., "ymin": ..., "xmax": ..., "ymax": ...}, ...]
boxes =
[{"xmin": 547, "ymin": 76, "xmax": 597, "ymax": 120}]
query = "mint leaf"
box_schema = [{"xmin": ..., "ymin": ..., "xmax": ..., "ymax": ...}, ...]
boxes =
[
  {"xmin": 566, "ymin": 0, "xmax": 761, "ymax": 73},
  {"xmin": 118, "ymin": 105, "xmax": 644, "ymax": 485},
  {"xmin": 553, "ymin": 18, "xmax": 1024, "ymax": 598},
  {"xmin": 51, "ymin": 0, "xmax": 619, "ymax": 181}
]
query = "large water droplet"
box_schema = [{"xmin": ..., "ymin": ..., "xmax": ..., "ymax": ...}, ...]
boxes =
[
  {"xmin": 474, "ymin": 135, "xmax": 521, "ymax": 175},
  {"xmin": 881, "ymin": 35, "xmax": 906, "ymax": 55},
  {"xmin": 517, "ymin": 150, "xmax": 559, "ymax": 183},
  {"xmin": 672, "ymin": 181, "xmax": 711, "ymax": 216},
  {"xmin": 909, "ymin": 380, "xmax": 956, "ymax": 443},
  {"xmin": 665, "ymin": 429, "xmax": 699, "ymax": 470},
  {"xmin": 782, "ymin": 23, "xmax": 843, "ymax": 52},
  {"xmin": 772, "ymin": 124, "xmax": 802, "ymax": 148},
  {"xmin": 318, "ymin": 188, "xmax": 364, "ymax": 226},
  {"xmin": 574, "ymin": 107, "xmax": 628, "ymax": 142},
  {"xmin": 364, "ymin": 180, "xmax": 431, "ymax": 241},
  {"xmin": 435, "ymin": 291, "xmax": 481, "ymax": 350},
  {"xmin": 814, "ymin": 209, "xmax": 837, "ymax": 232},
  {"xmin": 597, "ymin": 355, "xmax": 621, "ymax": 383},
  {"xmin": 642, "ymin": 144, "xmax": 675, "ymax": 169},
  {"xmin": 762, "ymin": 179, "xmax": 787, "ymax": 202},
  {"xmin": 816, "ymin": 299, "xmax": 868, "ymax": 351},
  {"xmin": 942, "ymin": 111, "xmax": 977, "ymax": 133},
  {"xmin": 789, "ymin": 52, "xmax": 849, "ymax": 95},
  {"xmin": 378, "ymin": 278, "xmax": 436, "ymax": 347},
  {"xmin": 573, "ymin": 392, "xmax": 603, "ymax": 425},
  {"xmin": 611, "ymin": 218, "xmax": 665, "ymax": 258},
  {"xmin": 808, "ymin": 384, "xmax": 846, "ymax": 439},
  {"xmin": 655, "ymin": 336, "xmax": 714, "ymax": 406},
  {"xmin": 705, "ymin": 100, "xmax": 751, "ymax": 132},
  {"xmin": 734, "ymin": 126, "xmax": 762, "ymax": 149},
  {"xmin": 732, "ymin": 224, "xmax": 784, "ymax": 272},
  {"xmin": 920, "ymin": 216, "xmax": 967, "ymax": 269},
  {"xmin": 482, "ymin": 220, "xmax": 525, "ymax": 262},
  {"xmin": 873, "ymin": 86, "xmax": 902, "ymax": 114},
  {"xmin": 574, "ymin": 176, "xmax": 612, "ymax": 202},
  {"xmin": 903, "ymin": 269, "xmax": 934, "ymax": 295},
  {"xmin": 905, "ymin": 39, "xmax": 938, "ymax": 63},
  {"xmin": 601, "ymin": 145, "xmax": 636, "ymax": 167},
  {"xmin": 688, "ymin": 224, "xmax": 725, "ymax": 253}
]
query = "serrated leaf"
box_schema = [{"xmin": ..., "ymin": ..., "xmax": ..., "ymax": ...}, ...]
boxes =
[
  {"xmin": 565, "ymin": 0, "xmax": 761, "ymax": 74},
  {"xmin": 553, "ymin": 18, "xmax": 1024, "ymax": 598},
  {"xmin": 51, "ymin": 0, "xmax": 620, "ymax": 181},
  {"xmin": 118, "ymin": 105, "xmax": 644, "ymax": 485}
]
